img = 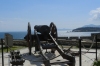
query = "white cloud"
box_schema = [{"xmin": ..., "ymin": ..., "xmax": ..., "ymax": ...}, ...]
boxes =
[{"xmin": 89, "ymin": 7, "xmax": 100, "ymax": 21}]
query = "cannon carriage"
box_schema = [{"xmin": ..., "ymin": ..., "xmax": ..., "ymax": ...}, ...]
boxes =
[
  {"xmin": 24, "ymin": 22, "xmax": 75, "ymax": 66},
  {"xmin": 24, "ymin": 22, "xmax": 58, "ymax": 54}
]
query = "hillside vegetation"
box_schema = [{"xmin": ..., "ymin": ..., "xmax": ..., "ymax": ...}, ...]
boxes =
[{"xmin": 72, "ymin": 27, "xmax": 100, "ymax": 32}]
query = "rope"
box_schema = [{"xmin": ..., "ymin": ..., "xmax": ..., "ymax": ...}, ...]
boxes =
[
  {"xmin": 83, "ymin": 54, "xmax": 94, "ymax": 62},
  {"xmin": 49, "ymin": 54, "xmax": 61, "ymax": 60},
  {"xmin": 6, "ymin": 45, "xmax": 12, "ymax": 51},
  {"xmin": 81, "ymin": 36, "xmax": 96, "ymax": 53}
]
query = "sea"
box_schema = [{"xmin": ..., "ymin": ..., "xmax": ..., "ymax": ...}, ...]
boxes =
[{"xmin": 0, "ymin": 30, "xmax": 100, "ymax": 39}]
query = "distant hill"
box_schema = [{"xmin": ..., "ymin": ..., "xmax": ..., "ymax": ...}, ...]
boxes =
[{"xmin": 72, "ymin": 24, "xmax": 100, "ymax": 32}]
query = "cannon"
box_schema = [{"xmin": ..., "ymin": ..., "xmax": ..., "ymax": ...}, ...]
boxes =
[
  {"xmin": 24, "ymin": 22, "xmax": 75, "ymax": 66},
  {"xmin": 24, "ymin": 22, "xmax": 58, "ymax": 54}
]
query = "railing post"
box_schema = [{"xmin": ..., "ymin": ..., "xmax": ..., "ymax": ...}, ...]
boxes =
[
  {"xmin": 6, "ymin": 36, "xmax": 8, "ymax": 53},
  {"xmin": 95, "ymin": 35, "xmax": 98, "ymax": 61},
  {"xmin": 1, "ymin": 39, "xmax": 4, "ymax": 66},
  {"xmin": 79, "ymin": 39, "xmax": 82, "ymax": 66}
]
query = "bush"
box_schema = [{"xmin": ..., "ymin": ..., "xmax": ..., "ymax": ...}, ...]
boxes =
[{"xmin": 93, "ymin": 61, "xmax": 100, "ymax": 66}]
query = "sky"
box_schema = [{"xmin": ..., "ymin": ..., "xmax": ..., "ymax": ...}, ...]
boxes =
[{"xmin": 0, "ymin": 0, "xmax": 100, "ymax": 32}]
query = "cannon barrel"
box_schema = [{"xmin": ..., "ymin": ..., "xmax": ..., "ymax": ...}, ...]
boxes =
[{"xmin": 34, "ymin": 25, "xmax": 50, "ymax": 34}]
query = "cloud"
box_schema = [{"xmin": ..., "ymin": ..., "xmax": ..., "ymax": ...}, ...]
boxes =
[{"xmin": 89, "ymin": 7, "xmax": 100, "ymax": 21}]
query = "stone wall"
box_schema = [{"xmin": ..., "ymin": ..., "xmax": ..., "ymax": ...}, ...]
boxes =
[{"xmin": 0, "ymin": 35, "xmax": 100, "ymax": 48}]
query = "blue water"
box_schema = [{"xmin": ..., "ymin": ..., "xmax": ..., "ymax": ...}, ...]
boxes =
[
  {"xmin": 0, "ymin": 30, "xmax": 99, "ymax": 39},
  {"xmin": 58, "ymin": 31, "xmax": 100, "ymax": 37},
  {"xmin": 0, "ymin": 32, "xmax": 27, "ymax": 39}
]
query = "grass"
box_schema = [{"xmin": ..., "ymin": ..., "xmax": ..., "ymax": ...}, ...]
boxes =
[
  {"xmin": 0, "ymin": 44, "xmax": 78, "ymax": 53},
  {"xmin": 0, "ymin": 46, "xmax": 27, "ymax": 53}
]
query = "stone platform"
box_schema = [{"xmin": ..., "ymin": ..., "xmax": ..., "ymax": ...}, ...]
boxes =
[{"xmin": 0, "ymin": 47, "xmax": 100, "ymax": 66}]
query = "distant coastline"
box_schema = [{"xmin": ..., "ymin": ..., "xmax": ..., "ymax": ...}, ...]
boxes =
[
  {"xmin": 72, "ymin": 27, "xmax": 100, "ymax": 32},
  {"xmin": 0, "ymin": 29, "xmax": 100, "ymax": 39}
]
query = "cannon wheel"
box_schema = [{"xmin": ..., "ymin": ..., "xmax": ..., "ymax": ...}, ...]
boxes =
[
  {"xmin": 50, "ymin": 22, "xmax": 58, "ymax": 41},
  {"xmin": 27, "ymin": 22, "xmax": 32, "ymax": 55},
  {"xmin": 50, "ymin": 22, "xmax": 58, "ymax": 53}
]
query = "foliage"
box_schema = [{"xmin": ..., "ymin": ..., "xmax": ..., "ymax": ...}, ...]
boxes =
[
  {"xmin": 93, "ymin": 61, "xmax": 100, "ymax": 66},
  {"xmin": 72, "ymin": 27, "xmax": 100, "ymax": 32}
]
